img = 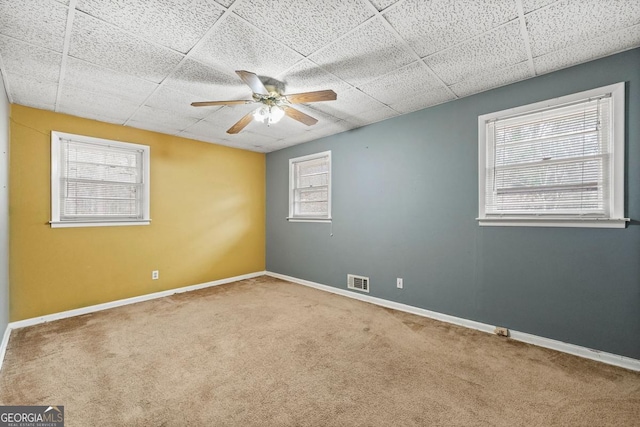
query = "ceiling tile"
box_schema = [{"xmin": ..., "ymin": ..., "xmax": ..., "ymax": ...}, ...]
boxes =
[
  {"xmin": 76, "ymin": 0, "xmax": 225, "ymax": 54},
  {"xmin": 384, "ymin": 0, "xmax": 517, "ymax": 57},
  {"xmin": 178, "ymin": 131, "xmax": 230, "ymax": 146},
  {"xmin": 309, "ymin": 88, "xmax": 386, "ymax": 120},
  {"xmin": 213, "ymin": 0, "xmax": 234, "ymax": 7},
  {"xmin": 163, "ymin": 59, "xmax": 246, "ymax": 101},
  {"xmin": 450, "ymin": 61, "xmax": 533, "ymax": 97},
  {"xmin": 425, "ymin": 22, "xmax": 527, "ymax": 85},
  {"xmin": 69, "ymin": 12, "xmax": 184, "ymax": 83},
  {"xmin": 189, "ymin": 14, "xmax": 302, "ymax": 78},
  {"xmin": 0, "ymin": 35, "xmax": 61, "ymax": 83},
  {"xmin": 343, "ymin": 105, "xmax": 399, "ymax": 127},
  {"xmin": 128, "ymin": 106, "xmax": 200, "ymax": 131},
  {"xmin": 223, "ymin": 130, "xmax": 279, "ymax": 148},
  {"xmin": 534, "ymin": 23, "xmax": 640, "ymax": 75},
  {"xmin": 526, "ymin": 0, "xmax": 640, "ymax": 57},
  {"xmin": 58, "ymin": 86, "xmax": 139, "ymax": 124},
  {"xmin": 309, "ymin": 18, "xmax": 415, "ymax": 88},
  {"xmin": 145, "ymin": 87, "xmax": 218, "ymax": 120},
  {"xmin": 388, "ymin": 86, "xmax": 455, "ymax": 114},
  {"xmin": 5, "ymin": 72, "xmax": 57, "ymax": 110},
  {"xmin": 64, "ymin": 57, "xmax": 158, "ymax": 104},
  {"xmin": 126, "ymin": 120, "xmax": 181, "ymax": 136},
  {"xmin": 305, "ymin": 120, "xmax": 358, "ymax": 140},
  {"xmin": 233, "ymin": 0, "xmax": 373, "ymax": 56},
  {"xmin": 53, "ymin": 0, "xmax": 70, "ymax": 4},
  {"xmin": 521, "ymin": 0, "xmax": 557, "ymax": 13},
  {"xmin": 187, "ymin": 103, "xmax": 259, "ymax": 137},
  {"xmin": 182, "ymin": 118, "xmax": 231, "ymax": 142},
  {"xmin": 359, "ymin": 61, "xmax": 443, "ymax": 105},
  {"xmin": 278, "ymin": 60, "xmax": 351, "ymax": 95},
  {"xmin": 369, "ymin": 0, "xmax": 400, "ymax": 12},
  {"xmin": 0, "ymin": 0, "xmax": 68, "ymax": 52}
]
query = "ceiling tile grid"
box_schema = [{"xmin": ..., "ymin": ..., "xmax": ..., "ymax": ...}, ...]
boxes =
[
  {"xmin": 0, "ymin": 36, "xmax": 62, "ymax": 85},
  {"xmin": 4, "ymin": 73, "xmax": 58, "ymax": 110},
  {"xmin": 69, "ymin": 12, "xmax": 185, "ymax": 83},
  {"xmin": 359, "ymin": 61, "xmax": 445, "ymax": 106},
  {"xmin": 233, "ymin": 0, "xmax": 374, "ymax": 56},
  {"xmin": 308, "ymin": 17, "xmax": 416, "ymax": 88},
  {"xmin": 0, "ymin": 0, "xmax": 69, "ymax": 53},
  {"xmin": 76, "ymin": 0, "xmax": 225, "ymax": 54},
  {"xmin": 383, "ymin": 0, "xmax": 518, "ymax": 57},
  {"xmin": 534, "ymin": 23, "xmax": 640, "ymax": 75},
  {"xmin": 0, "ymin": 0, "xmax": 638, "ymax": 152},
  {"xmin": 189, "ymin": 14, "xmax": 303, "ymax": 78},
  {"xmin": 424, "ymin": 21, "xmax": 528, "ymax": 86},
  {"xmin": 63, "ymin": 57, "xmax": 159, "ymax": 105},
  {"xmin": 450, "ymin": 60, "xmax": 533, "ymax": 98},
  {"xmin": 525, "ymin": 0, "xmax": 640, "ymax": 57}
]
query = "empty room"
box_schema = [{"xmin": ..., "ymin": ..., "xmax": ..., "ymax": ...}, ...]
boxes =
[{"xmin": 0, "ymin": 0, "xmax": 639, "ymax": 425}]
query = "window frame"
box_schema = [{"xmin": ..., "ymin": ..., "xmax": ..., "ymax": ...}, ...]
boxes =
[
  {"xmin": 50, "ymin": 131, "xmax": 151, "ymax": 228},
  {"xmin": 288, "ymin": 150, "xmax": 332, "ymax": 223},
  {"xmin": 477, "ymin": 82, "xmax": 627, "ymax": 228}
]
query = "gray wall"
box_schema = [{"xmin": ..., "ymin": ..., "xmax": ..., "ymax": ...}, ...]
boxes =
[
  {"xmin": 266, "ymin": 49, "xmax": 640, "ymax": 360},
  {"xmin": 0, "ymin": 76, "xmax": 9, "ymax": 336}
]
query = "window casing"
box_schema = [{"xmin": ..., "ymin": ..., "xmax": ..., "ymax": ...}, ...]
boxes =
[
  {"xmin": 51, "ymin": 131, "xmax": 150, "ymax": 228},
  {"xmin": 288, "ymin": 151, "xmax": 331, "ymax": 222},
  {"xmin": 478, "ymin": 82, "xmax": 627, "ymax": 228}
]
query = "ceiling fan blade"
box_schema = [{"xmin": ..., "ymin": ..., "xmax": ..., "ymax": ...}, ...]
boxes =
[
  {"xmin": 227, "ymin": 111, "xmax": 255, "ymax": 134},
  {"xmin": 236, "ymin": 70, "xmax": 269, "ymax": 95},
  {"xmin": 285, "ymin": 90, "xmax": 337, "ymax": 104},
  {"xmin": 191, "ymin": 100, "xmax": 255, "ymax": 107},
  {"xmin": 284, "ymin": 107, "xmax": 318, "ymax": 126}
]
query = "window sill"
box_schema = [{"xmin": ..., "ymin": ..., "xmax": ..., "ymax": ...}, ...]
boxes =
[
  {"xmin": 50, "ymin": 220, "xmax": 151, "ymax": 228},
  {"xmin": 286, "ymin": 217, "xmax": 332, "ymax": 223},
  {"xmin": 477, "ymin": 217, "xmax": 629, "ymax": 229}
]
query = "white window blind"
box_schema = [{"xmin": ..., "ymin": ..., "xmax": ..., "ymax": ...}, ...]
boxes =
[
  {"xmin": 478, "ymin": 82, "xmax": 627, "ymax": 228},
  {"xmin": 486, "ymin": 96, "xmax": 610, "ymax": 215},
  {"xmin": 289, "ymin": 151, "xmax": 331, "ymax": 221},
  {"xmin": 60, "ymin": 140, "xmax": 143, "ymax": 219},
  {"xmin": 51, "ymin": 131, "xmax": 150, "ymax": 228}
]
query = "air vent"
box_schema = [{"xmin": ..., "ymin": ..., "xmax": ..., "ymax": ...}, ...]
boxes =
[{"xmin": 347, "ymin": 274, "xmax": 369, "ymax": 293}]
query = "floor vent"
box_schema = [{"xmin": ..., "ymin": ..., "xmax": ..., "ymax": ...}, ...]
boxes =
[{"xmin": 347, "ymin": 274, "xmax": 369, "ymax": 293}]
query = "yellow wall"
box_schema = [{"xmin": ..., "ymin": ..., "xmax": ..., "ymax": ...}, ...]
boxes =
[{"xmin": 9, "ymin": 105, "xmax": 265, "ymax": 321}]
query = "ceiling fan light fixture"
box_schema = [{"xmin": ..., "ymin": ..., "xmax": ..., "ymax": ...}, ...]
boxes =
[
  {"xmin": 253, "ymin": 106, "xmax": 269, "ymax": 123},
  {"xmin": 268, "ymin": 105, "xmax": 285, "ymax": 124}
]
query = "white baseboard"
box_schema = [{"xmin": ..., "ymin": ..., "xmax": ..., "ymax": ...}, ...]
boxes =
[
  {"xmin": 266, "ymin": 271, "xmax": 640, "ymax": 372},
  {"xmin": 0, "ymin": 325, "xmax": 10, "ymax": 373},
  {"xmin": 8, "ymin": 271, "xmax": 266, "ymax": 331}
]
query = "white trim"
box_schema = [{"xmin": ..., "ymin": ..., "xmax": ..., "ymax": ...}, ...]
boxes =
[
  {"xmin": 0, "ymin": 326, "xmax": 10, "ymax": 372},
  {"xmin": 478, "ymin": 217, "xmax": 629, "ymax": 228},
  {"xmin": 286, "ymin": 218, "xmax": 332, "ymax": 223},
  {"xmin": 266, "ymin": 271, "xmax": 640, "ymax": 372},
  {"xmin": 8, "ymin": 271, "xmax": 265, "ymax": 330},
  {"xmin": 50, "ymin": 220, "xmax": 151, "ymax": 228}
]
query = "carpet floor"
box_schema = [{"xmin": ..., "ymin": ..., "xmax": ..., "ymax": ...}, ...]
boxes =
[{"xmin": 0, "ymin": 276, "xmax": 638, "ymax": 426}]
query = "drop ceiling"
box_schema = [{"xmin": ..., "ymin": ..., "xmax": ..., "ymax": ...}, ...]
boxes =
[{"xmin": 0, "ymin": 0, "xmax": 638, "ymax": 153}]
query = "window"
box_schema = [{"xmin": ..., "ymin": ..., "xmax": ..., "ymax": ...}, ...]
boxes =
[
  {"xmin": 288, "ymin": 151, "xmax": 331, "ymax": 222},
  {"xmin": 478, "ymin": 82, "xmax": 627, "ymax": 228},
  {"xmin": 51, "ymin": 131, "xmax": 150, "ymax": 228}
]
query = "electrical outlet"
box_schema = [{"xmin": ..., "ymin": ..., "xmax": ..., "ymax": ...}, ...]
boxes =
[
  {"xmin": 397, "ymin": 278, "xmax": 403, "ymax": 289},
  {"xmin": 152, "ymin": 270, "xmax": 159, "ymax": 280},
  {"xmin": 494, "ymin": 327, "xmax": 509, "ymax": 337}
]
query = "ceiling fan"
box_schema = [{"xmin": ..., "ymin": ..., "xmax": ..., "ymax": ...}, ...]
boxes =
[{"xmin": 191, "ymin": 70, "xmax": 337, "ymax": 134}]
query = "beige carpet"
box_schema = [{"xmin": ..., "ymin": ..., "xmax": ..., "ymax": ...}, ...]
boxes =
[{"xmin": 0, "ymin": 276, "xmax": 638, "ymax": 426}]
